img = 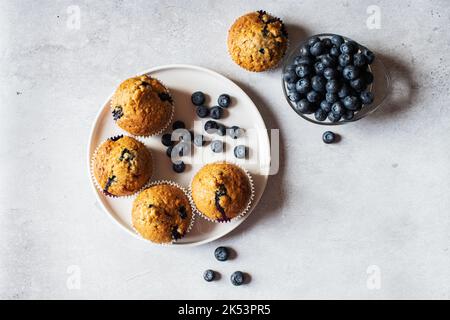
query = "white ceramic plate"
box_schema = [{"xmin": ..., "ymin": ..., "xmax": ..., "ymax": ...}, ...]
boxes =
[{"xmin": 87, "ymin": 64, "xmax": 271, "ymax": 246}]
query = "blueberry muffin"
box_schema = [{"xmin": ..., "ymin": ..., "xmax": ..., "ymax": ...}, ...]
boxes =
[
  {"xmin": 111, "ymin": 75, "xmax": 173, "ymax": 136},
  {"xmin": 93, "ymin": 135, "xmax": 152, "ymax": 197},
  {"xmin": 227, "ymin": 10, "xmax": 288, "ymax": 72},
  {"xmin": 191, "ymin": 162, "xmax": 252, "ymax": 222},
  {"xmin": 132, "ymin": 184, "xmax": 193, "ymax": 243}
]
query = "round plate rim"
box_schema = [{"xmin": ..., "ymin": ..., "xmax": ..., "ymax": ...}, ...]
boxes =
[{"xmin": 87, "ymin": 64, "xmax": 271, "ymax": 247}]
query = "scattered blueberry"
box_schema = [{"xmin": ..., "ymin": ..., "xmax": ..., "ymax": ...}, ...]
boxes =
[
  {"xmin": 218, "ymin": 94, "xmax": 231, "ymax": 108},
  {"xmin": 194, "ymin": 134, "xmax": 205, "ymax": 147},
  {"xmin": 210, "ymin": 106, "xmax": 223, "ymax": 120},
  {"xmin": 322, "ymin": 131, "xmax": 336, "ymax": 144},
  {"xmin": 161, "ymin": 133, "xmax": 173, "ymax": 147},
  {"xmin": 166, "ymin": 145, "xmax": 173, "ymax": 157},
  {"xmin": 203, "ymin": 270, "xmax": 215, "ymax": 282},
  {"xmin": 172, "ymin": 120, "xmax": 185, "ymax": 130},
  {"xmin": 172, "ymin": 160, "xmax": 186, "ymax": 173},
  {"xmin": 234, "ymin": 145, "xmax": 247, "ymax": 159},
  {"xmin": 191, "ymin": 91, "xmax": 205, "ymax": 106},
  {"xmin": 217, "ymin": 124, "xmax": 226, "ymax": 136},
  {"xmin": 204, "ymin": 120, "xmax": 218, "ymax": 133},
  {"xmin": 228, "ymin": 126, "xmax": 243, "ymax": 139},
  {"xmin": 211, "ymin": 140, "xmax": 223, "ymax": 153},
  {"xmin": 196, "ymin": 105, "xmax": 209, "ymax": 118},
  {"xmin": 214, "ymin": 246, "xmax": 229, "ymax": 261},
  {"xmin": 230, "ymin": 271, "xmax": 245, "ymax": 286}
]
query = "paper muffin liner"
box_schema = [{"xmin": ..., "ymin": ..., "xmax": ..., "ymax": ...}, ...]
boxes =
[
  {"xmin": 227, "ymin": 10, "xmax": 289, "ymax": 73},
  {"xmin": 109, "ymin": 75, "xmax": 175, "ymax": 138},
  {"xmin": 90, "ymin": 134, "xmax": 154, "ymax": 199},
  {"xmin": 131, "ymin": 180, "xmax": 196, "ymax": 245},
  {"xmin": 189, "ymin": 161, "xmax": 255, "ymax": 223}
]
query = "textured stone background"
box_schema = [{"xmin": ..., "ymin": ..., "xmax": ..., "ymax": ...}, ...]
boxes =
[{"xmin": 0, "ymin": 0, "xmax": 449, "ymax": 299}]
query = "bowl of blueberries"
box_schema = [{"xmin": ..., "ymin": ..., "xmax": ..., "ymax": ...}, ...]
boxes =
[{"xmin": 282, "ymin": 33, "xmax": 390, "ymax": 125}]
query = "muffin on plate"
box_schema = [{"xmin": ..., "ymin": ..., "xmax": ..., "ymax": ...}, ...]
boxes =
[
  {"xmin": 227, "ymin": 10, "xmax": 288, "ymax": 72},
  {"xmin": 132, "ymin": 183, "xmax": 193, "ymax": 243},
  {"xmin": 191, "ymin": 162, "xmax": 253, "ymax": 222},
  {"xmin": 111, "ymin": 74, "xmax": 173, "ymax": 136},
  {"xmin": 92, "ymin": 135, "xmax": 152, "ymax": 197}
]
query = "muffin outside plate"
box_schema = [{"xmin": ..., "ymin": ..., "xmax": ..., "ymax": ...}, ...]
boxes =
[
  {"xmin": 111, "ymin": 74, "xmax": 174, "ymax": 136},
  {"xmin": 132, "ymin": 182, "xmax": 194, "ymax": 244},
  {"xmin": 190, "ymin": 162, "xmax": 253, "ymax": 222},
  {"xmin": 227, "ymin": 10, "xmax": 288, "ymax": 72},
  {"xmin": 92, "ymin": 135, "xmax": 153, "ymax": 197}
]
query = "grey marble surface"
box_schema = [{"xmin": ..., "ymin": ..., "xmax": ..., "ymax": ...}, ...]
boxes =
[{"xmin": 0, "ymin": 0, "xmax": 449, "ymax": 299}]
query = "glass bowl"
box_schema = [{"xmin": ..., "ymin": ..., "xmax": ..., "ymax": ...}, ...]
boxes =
[{"xmin": 282, "ymin": 33, "xmax": 391, "ymax": 125}]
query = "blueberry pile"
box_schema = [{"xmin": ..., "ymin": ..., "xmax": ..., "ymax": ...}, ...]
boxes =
[
  {"xmin": 283, "ymin": 34, "xmax": 375, "ymax": 123},
  {"xmin": 203, "ymin": 246, "xmax": 248, "ymax": 286}
]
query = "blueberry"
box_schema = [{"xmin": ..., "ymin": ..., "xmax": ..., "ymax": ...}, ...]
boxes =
[
  {"xmin": 343, "ymin": 96, "xmax": 359, "ymax": 111},
  {"xmin": 343, "ymin": 110, "xmax": 355, "ymax": 120},
  {"xmin": 312, "ymin": 75, "xmax": 326, "ymax": 92},
  {"xmin": 325, "ymin": 92, "xmax": 339, "ymax": 104},
  {"xmin": 161, "ymin": 133, "xmax": 173, "ymax": 147},
  {"xmin": 323, "ymin": 67, "xmax": 338, "ymax": 80},
  {"xmin": 314, "ymin": 108, "xmax": 327, "ymax": 121},
  {"xmin": 340, "ymin": 40, "xmax": 357, "ymax": 54},
  {"xmin": 338, "ymin": 53, "xmax": 352, "ymax": 67},
  {"xmin": 217, "ymin": 124, "xmax": 226, "ymax": 136},
  {"xmin": 230, "ymin": 271, "xmax": 245, "ymax": 286},
  {"xmin": 328, "ymin": 111, "xmax": 341, "ymax": 123},
  {"xmin": 204, "ymin": 120, "xmax": 218, "ymax": 133},
  {"xmin": 234, "ymin": 145, "xmax": 247, "ymax": 159},
  {"xmin": 172, "ymin": 120, "xmax": 185, "ymax": 130},
  {"xmin": 166, "ymin": 145, "xmax": 173, "ymax": 157},
  {"xmin": 360, "ymin": 91, "xmax": 374, "ymax": 105},
  {"xmin": 343, "ymin": 65, "xmax": 360, "ymax": 80},
  {"xmin": 112, "ymin": 105, "xmax": 123, "ymax": 120},
  {"xmin": 210, "ymin": 106, "xmax": 223, "ymax": 119},
  {"xmin": 307, "ymin": 36, "xmax": 320, "ymax": 46},
  {"xmin": 172, "ymin": 161, "xmax": 185, "ymax": 173},
  {"xmin": 331, "ymin": 101, "xmax": 344, "ymax": 116},
  {"xmin": 218, "ymin": 94, "xmax": 231, "ymax": 108},
  {"xmin": 286, "ymin": 82, "xmax": 297, "ymax": 91},
  {"xmin": 363, "ymin": 49, "xmax": 375, "ymax": 64},
  {"xmin": 228, "ymin": 126, "xmax": 243, "ymax": 139},
  {"xmin": 295, "ymin": 64, "xmax": 312, "ymax": 78},
  {"xmin": 362, "ymin": 71, "xmax": 374, "ymax": 84},
  {"xmin": 203, "ymin": 270, "xmax": 215, "ymax": 282},
  {"xmin": 175, "ymin": 141, "xmax": 190, "ymax": 156},
  {"xmin": 285, "ymin": 64, "xmax": 296, "ymax": 73},
  {"xmin": 353, "ymin": 53, "xmax": 367, "ymax": 67},
  {"xmin": 298, "ymin": 44, "xmax": 311, "ymax": 57},
  {"xmin": 331, "ymin": 35, "xmax": 345, "ymax": 48},
  {"xmin": 295, "ymin": 99, "xmax": 314, "ymax": 114},
  {"xmin": 211, "ymin": 140, "xmax": 223, "ymax": 153},
  {"xmin": 337, "ymin": 84, "xmax": 351, "ymax": 98},
  {"xmin": 320, "ymin": 100, "xmax": 332, "ymax": 113},
  {"xmin": 330, "ymin": 46, "xmax": 340, "ymax": 57},
  {"xmin": 283, "ymin": 70, "xmax": 298, "ymax": 83},
  {"xmin": 294, "ymin": 56, "xmax": 313, "ymax": 65},
  {"xmin": 350, "ymin": 78, "xmax": 366, "ymax": 92},
  {"xmin": 194, "ymin": 134, "xmax": 205, "ymax": 147},
  {"xmin": 322, "ymin": 38, "xmax": 332, "ymax": 48},
  {"xmin": 326, "ymin": 79, "xmax": 340, "ymax": 93},
  {"xmin": 295, "ymin": 78, "xmax": 311, "ymax": 94},
  {"xmin": 321, "ymin": 55, "xmax": 336, "ymax": 67},
  {"xmin": 314, "ymin": 61, "xmax": 326, "ymax": 75},
  {"xmin": 191, "ymin": 91, "xmax": 205, "ymax": 106},
  {"xmin": 196, "ymin": 105, "xmax": 209, "ymax": 118},
  {"xmin": 306, "ymin": 91, "xmax": 321, "ymax": 104},
  {"xmin": 310, "ymin": 41, "xmax": 325, "ymax": 56},
  {"xmin": 322, "ymin": 131, "xmax": 336, "ymax": 143},
  {"xmin": 214, "ymin": 246, "xmax": 229, "ymax": 261}
]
